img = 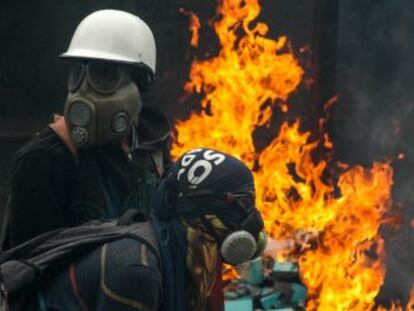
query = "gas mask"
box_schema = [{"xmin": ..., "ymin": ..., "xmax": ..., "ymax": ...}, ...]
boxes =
[
  {"xmin": 64, "ymin": 61, "xmax": 143, "ymax": 148},
  {"xmin": 185, "ymin": 190, "xmax": 268, "ymax": 265}
]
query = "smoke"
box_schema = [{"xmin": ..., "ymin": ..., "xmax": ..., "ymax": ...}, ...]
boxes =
[{"xmin": 334, "ymin": 0, "xmax": 414, "ymax": 305}]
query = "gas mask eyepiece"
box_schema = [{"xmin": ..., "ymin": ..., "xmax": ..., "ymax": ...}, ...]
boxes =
[
  {"xmin": 68, "ymin": 61, "xmax": 124, "ymax": 94},
  {"xmin": 87, "ymin": 61, "xmax": 124, "ymax": 94}
]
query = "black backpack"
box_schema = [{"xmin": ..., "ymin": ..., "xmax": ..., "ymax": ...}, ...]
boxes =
[{"xmin": 0, "ymin": 211, "xmax": 160, "ymax": 311}]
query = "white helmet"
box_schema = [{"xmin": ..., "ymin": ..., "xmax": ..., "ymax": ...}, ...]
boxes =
[{"xmin": 61, "ymin": 10, "xmax": 156, "ymax": 77}]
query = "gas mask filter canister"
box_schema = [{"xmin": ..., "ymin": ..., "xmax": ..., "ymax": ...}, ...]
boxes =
[{"xmin": 187, "ymin": 190, "xmax": 268, "ymax": 266}]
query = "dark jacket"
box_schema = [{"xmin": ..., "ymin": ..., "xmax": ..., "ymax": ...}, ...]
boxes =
[
  {"xmin": 1, "ymin": 121, "xmax": 170, "ymax": 250},
  {"xmin": 1, "ymin": 84, "xmax": 171, "ymax": 249}
]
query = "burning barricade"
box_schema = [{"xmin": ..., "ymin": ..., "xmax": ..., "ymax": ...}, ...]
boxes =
[{"xmin": 171, "ymin": 0, "xmax": 414, "ymax": 310}]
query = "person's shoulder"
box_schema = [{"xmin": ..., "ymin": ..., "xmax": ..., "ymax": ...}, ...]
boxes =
[{"xmin": 14, "ymin": 126, "xmax": 73, "ymax": 164}]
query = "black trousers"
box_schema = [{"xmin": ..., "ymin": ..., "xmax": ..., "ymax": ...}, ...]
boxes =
[{"xmin": 31, "ymin": 238, "xmax": 162, "ymax": 311}]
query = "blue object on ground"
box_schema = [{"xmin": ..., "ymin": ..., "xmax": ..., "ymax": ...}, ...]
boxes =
[
  {"xmin": 236, "ymin": 257, "xmax": 263, "ymax": 285},
  {"xmin": 291, "ymin": 283, "xmax": 307, "ymax": 306},
  {"xmin": 260, "ymin": 292, "xmax": 279, "ymax": 309},
  {"xmin": 225, "ymin": 296, "xmax": 253, "ymax": 311},
  {"xmin": 273, "ymin": 261, "xmax": 299, "ymax": 273}
]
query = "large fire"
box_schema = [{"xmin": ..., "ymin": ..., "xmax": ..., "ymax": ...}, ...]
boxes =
[{"xmin": 172, "ymin": 0, "xmax": 411, "ymax": 310}]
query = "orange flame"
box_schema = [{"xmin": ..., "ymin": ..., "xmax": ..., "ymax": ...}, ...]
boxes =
[
  {"xmin": 407, "ymin": 285, "xmax": 414, "ymax": 310},
  {"xmin": 179, "ymin": 8, "xmax": 201, "ymax": 47},
  {"xmin": 173, "ymin": 0, "xmax": 398, "ymax": 310}
]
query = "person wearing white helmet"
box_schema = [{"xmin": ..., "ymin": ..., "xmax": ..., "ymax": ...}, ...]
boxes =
[
  {"xmin": 60, "ymin": 9, "xmax": 159, "ymax": 148},
  {"xmin": 1, "ymin": 10, "xmax": 171, "ymax": 249}
]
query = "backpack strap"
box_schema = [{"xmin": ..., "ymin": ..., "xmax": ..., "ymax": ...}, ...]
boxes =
[{"xmin": 116, "ymin": 209, "xmax": 146, "ymax": 225}]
